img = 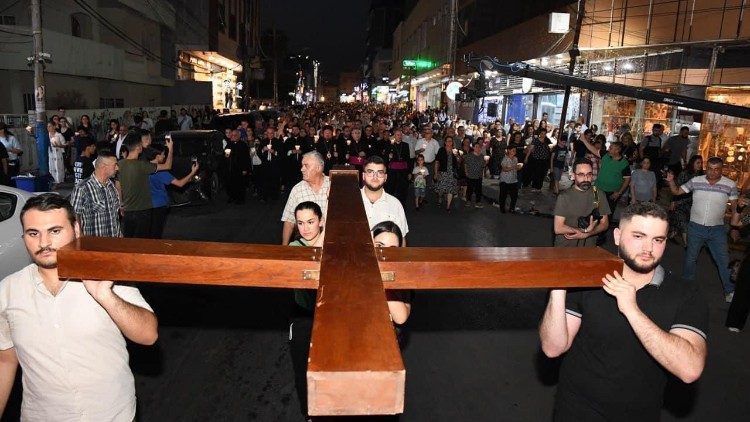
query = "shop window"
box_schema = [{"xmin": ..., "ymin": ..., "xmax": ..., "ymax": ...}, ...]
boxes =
[
  {"xmin": 22, "ymin": 93, "xmax": 33, "ymax": 112},
  {"xmin": 1, "ymin": 15, "xmax": 16, "ymax": 25}
]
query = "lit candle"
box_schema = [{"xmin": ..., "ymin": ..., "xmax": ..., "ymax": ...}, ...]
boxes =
[
  {"xmin": 224, "ymin": 148, "xmax": 231, "ymax": 157},
  {"xmin": 452, "ymin": 148, "xmax": 458, "ymax": 155},
  {"xmin": 295, "ymin": 145, "xmax": 300, "ymax": 150}
]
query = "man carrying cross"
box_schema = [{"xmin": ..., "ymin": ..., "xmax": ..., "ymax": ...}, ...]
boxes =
[
  {"xmin": 0, "ymin": 194, "xmax": 158, "ymax": 421},
  {"xmin": 540, "ymin": 202, "xmax": 708, "ymax": 421}
]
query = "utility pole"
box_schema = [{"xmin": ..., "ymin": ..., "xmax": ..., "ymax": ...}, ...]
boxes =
[
  {"xmin": 558, "ymin": 0, "xmax": 586, "ymax": 133},
  {"xmin": 272, "ymin": 25, "xmax": 278, "ymax": 105},
  {"xmin": 31, "ymin": 0, "xmax": 49, "ymax": 176}
]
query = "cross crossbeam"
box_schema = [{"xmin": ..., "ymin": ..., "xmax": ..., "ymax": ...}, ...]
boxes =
[{"xmin": 56, "ymin": 168, "xmax": 622, "ymax": 416}]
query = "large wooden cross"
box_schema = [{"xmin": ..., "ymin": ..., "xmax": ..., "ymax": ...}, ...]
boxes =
[{"xmin": 57, "ymin": 168, "xmax": 621, "ymax": 416}]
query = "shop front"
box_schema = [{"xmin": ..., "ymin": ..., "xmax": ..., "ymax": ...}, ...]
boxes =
[
  {"xmin": 177, "ymin": 51, "xmax": 242, "ymax": 111},
  {"xmin": 698, "ymin": 87, "xmax": 750, "ymax": 186}
]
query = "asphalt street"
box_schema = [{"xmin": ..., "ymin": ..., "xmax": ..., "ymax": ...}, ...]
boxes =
[{"xmin": 3, "ymin": 187, "xmax": 749, "ymax": 422}]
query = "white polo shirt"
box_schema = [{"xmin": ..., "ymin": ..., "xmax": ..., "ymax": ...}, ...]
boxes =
[
  {"xmin": 360, "ymin": 188, "xmax": 409, "ymax": 237},
  {"xmin": 0, "ymin": 264, "xmax": 153, "ymax": 421},
  {"xmin": 681, "ymin": 175, "xmax": 738, "ymax": 226}
]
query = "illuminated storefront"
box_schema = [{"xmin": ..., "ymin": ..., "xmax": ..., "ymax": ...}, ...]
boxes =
[
  {"xmin": 177, "ymin": 51, "xmax": 243, "ymax": 110},
  {"xmin": 698, "ymin": 87, "xmax": 750, "ymax": 186}
]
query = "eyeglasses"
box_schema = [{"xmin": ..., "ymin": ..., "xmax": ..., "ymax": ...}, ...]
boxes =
[{"xmin": 364, "ymin": 169, "xmax": 386, "ymax": 178}]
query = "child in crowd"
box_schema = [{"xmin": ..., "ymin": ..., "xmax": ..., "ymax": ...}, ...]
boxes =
[{"xmin": 412, "ymin": 154, "xmax": 429, "ymax": 210}]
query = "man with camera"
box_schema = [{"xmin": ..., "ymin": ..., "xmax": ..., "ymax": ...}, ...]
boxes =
[{"xmin": 553, "ymin": 158, "xmax": 611, "ymax": 247}]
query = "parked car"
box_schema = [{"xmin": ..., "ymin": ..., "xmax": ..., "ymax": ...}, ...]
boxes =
[
  {"xmin": 0, "ymin": 185, "xmax": 36, "ymax": 280},
  {"xmin": 153, "ymin": 130, "xmax": 226, "ymax": 205}
]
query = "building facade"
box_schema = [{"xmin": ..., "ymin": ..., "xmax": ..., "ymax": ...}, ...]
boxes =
[{"xmin": 0, "ymin": 0, "xmax": 176, "ymax": 114}]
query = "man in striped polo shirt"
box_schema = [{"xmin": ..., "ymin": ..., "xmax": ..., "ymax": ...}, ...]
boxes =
[{"xmin": 667, "ymin": 156, "xmax": 737, "ymax": 302}]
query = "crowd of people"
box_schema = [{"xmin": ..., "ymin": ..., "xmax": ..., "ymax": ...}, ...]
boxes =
[{"xmin": 0, "ymin": 99, "xmax": 748, "ymax": 421}]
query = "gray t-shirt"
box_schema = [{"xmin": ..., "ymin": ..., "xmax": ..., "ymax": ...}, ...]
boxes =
[
  {"xmin": 630, "ymin": 169, "xmax": 656, "ymax": 202},
  {"xmin": 554, "ymin": 187, "xmax": 611, "ymax": 247},
  {"xmin": 663, "ymin": 135, "xmax": 688, "ymax": 165}
]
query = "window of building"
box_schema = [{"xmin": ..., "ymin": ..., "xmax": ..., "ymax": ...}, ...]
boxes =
[
  {"xmin": 1, "ymin": 15, "xmax": 16, "ymax": 25},
  {"xmin": 99, "ymin": 98, "xmax": 124, "ymax": 108},
  {"xmin": 70, "ymin": 13, "xmax": 92, "ymax": 39},
  {"xmin": 22, "ymin": 93, "xmax": 33, "ymax": 112}
]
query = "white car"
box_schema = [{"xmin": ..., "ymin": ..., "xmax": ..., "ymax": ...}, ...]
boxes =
[{"xmin": 0, "ymin": 185, "xmax": 36, "ymax": 280}]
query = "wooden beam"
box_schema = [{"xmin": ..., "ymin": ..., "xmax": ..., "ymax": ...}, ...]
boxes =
[
  {"xmin": 57, "ymin": 237, "xmax": 321, "ymax": 289},
  {"xmin": 376, "ymin": 247, "xmax": 622, "ymax": 289},
  {"xmin": 306, "ymin": 168, "xmax": 405, "ymax": 416}
]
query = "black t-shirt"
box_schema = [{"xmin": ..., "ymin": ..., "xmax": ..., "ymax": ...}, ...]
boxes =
[
  {"xmin": 0, "ymin": 143, "xmax": 8, "ymax": 182},
  {"xmin": 73, "ymin": 156, "xmax": 94, "ymax": 185},
  {"xmin": 556, "ymin": 268, "xmax": 708, "ymax": 421},
  {"xmin": 552, "ymin": 145, "xmax": 567, "ymax": 169}
]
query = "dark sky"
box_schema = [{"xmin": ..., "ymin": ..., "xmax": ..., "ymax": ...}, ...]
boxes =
[{"xmin": 261, "ymin": 0, "xmax": 371, "ymax": 82}]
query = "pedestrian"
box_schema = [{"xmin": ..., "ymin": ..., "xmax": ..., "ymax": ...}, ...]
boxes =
[
  {"xmin": 464, "ymin": 141, "xmax": 486, "ymax": 208},
  {"xmin": 412, "ymin": 154, "xmax": 429, "ymax": 210},
  {"xmin": 666, "ymin": 157, "xmax": 737, "ymax": 302},
  {"xmin": 280, "ymin": 151, "xmax": 331, "ymax": 245},
  {"xmin": 385, "ymin": 129, "xmax": 411, "ymax": 205},
  {"xmin": 629, "ymin": 157, "xmax": 657, "ymax": 204},
  {"xmin": 549, "ymin": 134, "xmax": 568, "ymax": 195},
  {"xmin": 119, "ymin": 134, "xmax": 173, "ymax": 238},
  {"xmin": 78, "ymin": 142, "xmax": 102, "ymax": 185},
  {"xmin": 661, "ymin": 126, "xmax": 690, "ymax": 177},
  {"xmin": 177, "ymin": 108, "xmax": 193, "ymax": 131},
  {"xmin": 154, "ymin": 110, "xmax": 174, "ymax": 136},
  {"xmin": 224, "ymin": 129, "xmax": 250, "ymax": 204},
  {"xmin": 433, "ymin": 136, "xmax": 461, "ymax": 212},
  {"xmin": 415, "ymin": 126, "xmax": 440, "ymax": 193},
  {"xmin": 497, "ymin": 144, "xmax": 520, "ymax": 213},
  {"xmin": 524, "ymin": 127, "xmax": 552, "ymax": 191},
  {"xmin": 70, "ymin": 151, "xmax": 122, "ymax": 237},
  {"xmin": 0, "ymin": 123, "xmax": 22, "ymax": 182},
  {"xmin": 593, "ymin": 141, "xmax": 632, "ymax": 221},
  {"xmin": 47, "ymin": 122, "xmax": 67, "ymax": 186},
  {"xmin": 639, "ymin": 123, "xmax": 666, "ymax": 177},
  {"xmin": 0, "ymin": 141, "xmax": 9, "ymax": 186},
  {"xmin": 553, "ymin": 158, "xmax": 611, "ymax": 247},
  {"xmin": 361, "ymin": 156, "xmax": 409, "ymax": 244},
  {"xmin": 145, "ymin": 144, "xmax": 199, "ymax": 238},
  {"xmin": 727, "ymin": 196, "xmax": 750, "ymax": 332},
  {"xmin": 0, "ymin": 193, "xmax": 158, "ymax": 420},
  {"xmin": 669, "ymin": 155, "xmax": 704, "ymax": 246},
  {"xmin": 259, "ymin": 126, "xmax": 283, "ymax": 201},
  {"xmin": 540, "ymin": 202, "xmax": 708, "ymax": 421}
]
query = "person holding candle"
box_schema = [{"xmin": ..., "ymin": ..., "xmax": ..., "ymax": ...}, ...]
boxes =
[
  {"xmin": 412, "ymin": 154, "xmax": 429, "ymax": 210},
  {"xmin": 464, "ymin": 141, "xmax": 487, "ymax": 208},
  {"xmin": 385, "ymin": 129, "xmax": 411, "ymax": 205},
  {"xmin": 224, "ymin": 129, "xmax": 250, "ymax": 204},
  {"xmin": 434, "ymin": 136, "xmax": 461, "ymax": 211}
]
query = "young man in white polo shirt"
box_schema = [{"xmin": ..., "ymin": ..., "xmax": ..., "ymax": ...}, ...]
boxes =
[
  {"xmin": 361, "ymin": 156, "xmax": 409, "ymax": 246},
  {"xmin": 0, "ymin": 194, "xmax": 158, "ymax": 420},
  {"xmin": 667, "ymin": 156, "xmax": 738, "ymax": 301}
]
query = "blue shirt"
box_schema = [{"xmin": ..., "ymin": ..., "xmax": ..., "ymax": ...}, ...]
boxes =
[{"xmin": 149, "ymin": 171, "xmax": 175, "ymax": 208}]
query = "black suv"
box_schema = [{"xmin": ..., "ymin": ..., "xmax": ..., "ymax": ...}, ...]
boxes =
[{"xmin": 153, "ymin": 130, "xmax": 225, "ymax": 205}]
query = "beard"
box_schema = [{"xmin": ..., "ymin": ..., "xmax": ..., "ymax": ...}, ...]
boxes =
[
  {"xmin": 619, "ymin": 243, "xmax": 661, "ymax": 274},
  {"xmin": 577, "ymin": 181, "xmax": 592, "ymax": 191},
  {"xmin": 364, "ymin": 178, "xmax": 384, "ymax": 192},
  {"xmin": 33, "ymin": 246, "xmax": 58, "ymax": 269}
]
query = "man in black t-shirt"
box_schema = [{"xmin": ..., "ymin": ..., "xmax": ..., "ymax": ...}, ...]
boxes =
[
  {"xmin": 74, "ymin": 138, "xmax": 96, "ymax": 185},
  {"xmin": 541, "ymin": 202, "xmax": 708, "ymax": 421}
]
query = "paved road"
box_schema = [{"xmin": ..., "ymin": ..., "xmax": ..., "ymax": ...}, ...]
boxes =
[{"xmin": 3, "ymin": 188, "xmax": 749, "ymax": 421}]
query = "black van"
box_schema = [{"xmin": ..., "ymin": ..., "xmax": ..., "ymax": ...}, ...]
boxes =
[{"xmin": 153, "ymin": 130, "xmax": 226, "ymax": 205}]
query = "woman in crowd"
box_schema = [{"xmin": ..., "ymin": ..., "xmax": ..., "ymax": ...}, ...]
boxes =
[
  {"xmin": 669, "ymin": 155, "xmax": 703, "ymax": 245},
  {"xmin": 524, "ymin": 127, "xmax": 551, "ymax": 191},
  {"xmin": 629, "ymin": 157, "xmax": 657, "ymax": 204},
  {"xmin": 77, "ymin": 114, "xmax": 93, "ymax": 135},
  {"xmin": 434, "ymin": 136, "xmax": 461, "ymax": 211},
  {"xmin": 48, "ymin": 121, "xmax": 67, "ymax": 185},
  {"xmin": 727, "ymin": 196, "xmax": 750, "ymax": 333}
]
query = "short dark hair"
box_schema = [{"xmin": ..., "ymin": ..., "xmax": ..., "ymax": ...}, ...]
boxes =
[
  {"xmin": 123, "ymin": 132, "xmax": 143, "ymax": 150},
  {"xmin": 707, "ymin": 156, "xmax": 723, "ymax": 166},
  {"xmin": 573, "ymin": 158, "xmax": 594, "ymax": 172},
  {"xmin": 371, "ymin": 221, "xmax": 403, "ymax": 246},
  {"xmin": 652, "ymin": 123, "xmax": 663, "ymax": 130},
  {"xmin": 365, "ymin": 155, "xmax": 387, "ymax": 169},
  {"xmin": 294, "ymin": 201, "xmax": 322, "ymax": 220},
  {"xmin": 619, "ymin": 202, "xmax": 668, "ymax": 225},
  {"xmin": 20, "ymin": 193, "xmax": 76, "ymax": 228},
  {"xmin": 583, "ymin": 128, "xmax": 593, "ymax": 136}
]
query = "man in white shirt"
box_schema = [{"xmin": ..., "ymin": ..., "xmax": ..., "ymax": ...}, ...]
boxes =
[
  {"xmin": 415, "ymin": 126, "xmax": 440, "ymax": 191},
  {"xmin": 361, "ymin": 156, "xmax": 409, "ymax": 245},
  {"xmin": 280, "ymin": 151, "xmax": 330, "ymax": 245},
  {"xmin": 0, "ymin": 194, "xmax": 158, "ymax": 421},
  {"xmin": 177, "ymin": 108, "xmax": 193, "ymax": 131},
  {"xmin": 114, "ymin": 123, "xmax": 128, "ymax": 158},
  {"xmin": 667, "ymin": 156, "xmax": 738, "ymax": 301}
]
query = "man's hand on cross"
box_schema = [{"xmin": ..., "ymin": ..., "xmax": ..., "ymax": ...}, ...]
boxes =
[
  {"xmin": 82, "ymin": 279, "xmax": 115, "ymax": 303},
  {"xmin": 601, "ymin": 271, "xmax": 638, "ymax": 315}
]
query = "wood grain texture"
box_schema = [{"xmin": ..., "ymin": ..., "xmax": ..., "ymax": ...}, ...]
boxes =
[
  {"xmin": 376, "ymin": 247, "xmax": 622, "ymax": 289},
  {"xmin": 307, "ymin": 168, "xmax": 405, "ymax": 416},
  {"xmin": 57, "ymin": 237, "xmax": 321, "ymax": 289}
]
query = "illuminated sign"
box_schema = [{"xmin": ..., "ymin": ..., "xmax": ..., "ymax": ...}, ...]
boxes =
[{"xmin": 402, "ymin": 59, "xmax": 436, "ymax": 70}]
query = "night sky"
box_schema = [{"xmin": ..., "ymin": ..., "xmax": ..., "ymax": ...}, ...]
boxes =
[{"xmin": 261, "ymin": 0, "xmax": 371, "ymax": 82}]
